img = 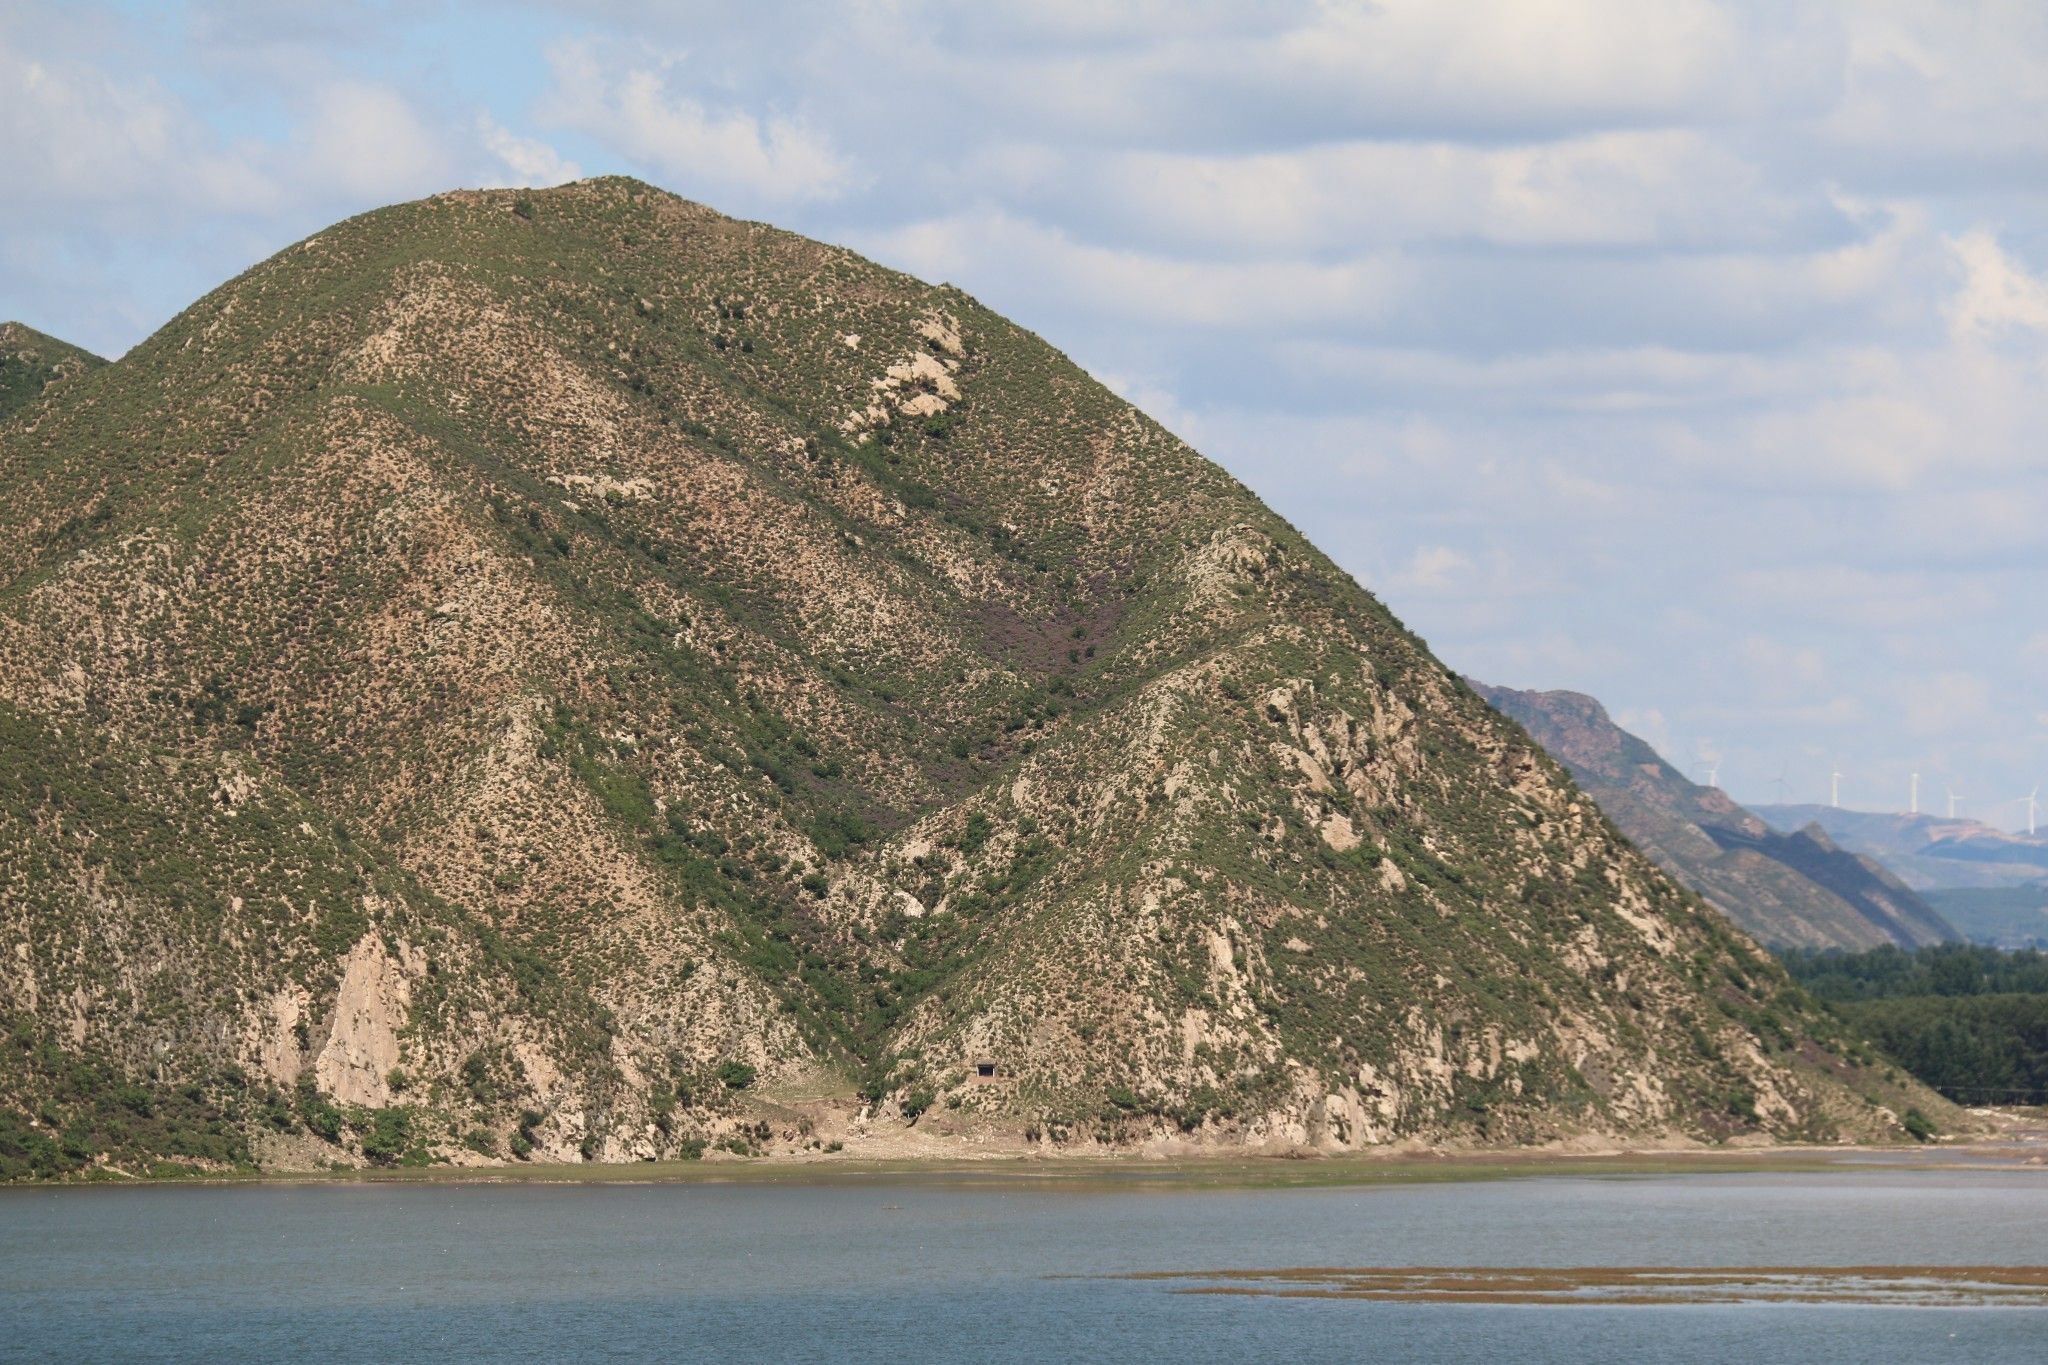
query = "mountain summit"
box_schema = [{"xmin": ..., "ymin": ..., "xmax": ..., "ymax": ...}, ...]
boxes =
[
  {"xmin": 0, "ymin": 179, "xmax": 1935, "ymax": 1175},
  {"xmin": 0, "ymin": 322, "xmax": 103, "ymax": 423}
]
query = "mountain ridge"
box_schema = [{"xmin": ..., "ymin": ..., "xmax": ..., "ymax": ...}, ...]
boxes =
[
  {"xmin": 1469, "ymin": 683, "xmax": 1954, "ymax": 951},
  {"xmin": 1752, "ymin": 805, "xmax": 2048, "ymax": 892},
  {"xmin": 0, "ymin": 178, "xmax": 1941, "ymax": 1177}
]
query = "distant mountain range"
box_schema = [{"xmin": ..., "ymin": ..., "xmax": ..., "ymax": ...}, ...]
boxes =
[
  {"xmin": 1750, "ymin": 805, "xmax": 2048, "ymax": 891},
  {"xmin": 1748, "ymin": 805, "xmax": 2048, "ymax": 948},
  {"xmin": 1474, "ymin": 684, "xmax": 1955, "ymax": 952}
]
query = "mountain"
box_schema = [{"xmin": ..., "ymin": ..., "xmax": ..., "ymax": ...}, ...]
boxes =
[
  {"xmin": 0, "ymin": 179, "xmax": 1938, "ymax": 1178},
  {"xmin": 0, "ymin": 322, "xmax": 104, "ymax": 423},
  {"xmin": 1472, "ymin": 684, "xmax": 1955, "ymax": 952},
  {"xmin": 1923, "ymin": 887, "xmax": 2048, "ymax": 949},
  {"xmin": 1753, "ymin": 806, "xmax": 2048, "ymax": 892}
]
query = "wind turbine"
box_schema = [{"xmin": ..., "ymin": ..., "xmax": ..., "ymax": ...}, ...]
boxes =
[
  {"xmin": 2020, "ymin": 787, "xmax": 2039, "ymax": 837},
  {"xmin": 1705, "ymin": 760, "xmax": 1721, "ymax": 790},
  {"xmin": 1830, "ymin": 768, "xmax": 1843, "ymax": 808},
  {"xmin": 1910, "ymin": 772, "xmax": 1919, "ymax": 816},
  {"xmin": 1946, "ymin": 786, "xmax": 1962, "ymax": 820},
  {"xmin": 1772, "ymin": 770, "xmax": 1788, "ymax": 804}
]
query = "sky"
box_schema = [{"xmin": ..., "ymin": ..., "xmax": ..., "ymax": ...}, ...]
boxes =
[{"xmin": 4, "ymin": 0, "xmax": 2045, "ymax": 826}]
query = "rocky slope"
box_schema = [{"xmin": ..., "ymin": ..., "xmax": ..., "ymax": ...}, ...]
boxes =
[
  {"xmin": 0, "ymin": 179, "xmax": 1941, "ymax": 1178},
  {"xmin": 1473, "ymin": 684, "xmax": 1955, "ymax": 951}
]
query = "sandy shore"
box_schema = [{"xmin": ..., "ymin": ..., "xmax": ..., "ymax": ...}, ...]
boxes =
[{"xmin": 61, "ymin": 1121, "xmax": 2039, "ymax": 1191}]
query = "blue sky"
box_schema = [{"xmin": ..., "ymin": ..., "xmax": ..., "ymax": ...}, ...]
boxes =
[{"xmin": 6, "ymin": 1, "xmax": 2046, "ymax": 825}]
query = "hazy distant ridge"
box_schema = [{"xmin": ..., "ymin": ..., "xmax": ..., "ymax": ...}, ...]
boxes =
[{"xmin": 1474, "ymin": 683, "xmax": 1955, "ymax": 951}]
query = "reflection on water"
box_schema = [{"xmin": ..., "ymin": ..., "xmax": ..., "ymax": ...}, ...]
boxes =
[{"xmin": 3, "ymin": 1169, "xmax": 2047, "ymax": 1362}]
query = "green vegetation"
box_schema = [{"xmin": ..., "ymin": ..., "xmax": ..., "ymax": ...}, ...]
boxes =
[
  {"xmin": 1782, "ymin": 944, "xmax": 2048, "ymax": 1000},
  {"xmin": 1781, "ymin": 945, "xmax": 2048, "ymax": 1104},
  {"xmin": 0, "ymin": 323, "xmax": 103, "ymax": 424},
  {"xmin": 0, "ymin": 1014, "xmax": 253, "ymax": 1180},
  {"xmin": 0, "ymin": 177, "xmax": 1928, "ymax": 1178}
]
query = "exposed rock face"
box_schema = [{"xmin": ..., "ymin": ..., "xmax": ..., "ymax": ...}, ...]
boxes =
[
  {"xmin": 313, "ymin": 934, "xmax": 414, "ymax": 1108},
  {"xmin": 0, "ymin": 179, "xmax": 1942, "ymax": 1175},
  {"xmin": 1472, "ymin": 683, "xmax": 1956, "ymax": 951}
]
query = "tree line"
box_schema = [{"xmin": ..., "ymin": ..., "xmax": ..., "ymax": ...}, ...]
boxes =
[{"xmin": 1779, "ymin": 944, "xmax": 2048, "ymax": 1105}]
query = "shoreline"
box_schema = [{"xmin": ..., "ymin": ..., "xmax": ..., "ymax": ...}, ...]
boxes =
[{"xmin": 13, "ymin": 1136, "xmax": 2045, "ymax": 1194}]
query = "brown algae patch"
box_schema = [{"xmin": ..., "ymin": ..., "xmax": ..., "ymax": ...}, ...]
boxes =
[{"xmin": 1101, "ymin": 1266, "xmax": 2048, "ymax": 1306}]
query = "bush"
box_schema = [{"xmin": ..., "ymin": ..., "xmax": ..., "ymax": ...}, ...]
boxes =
[
  {"xmin": 360, "ymin": 1107, "xmax": 412, "ymax": 1165},
  {"xmin": 716, "ymin": 1060, "xmax": 757, "ymax": 1090},
  {"xmin": 296, "ymin": 1078, "xmax": 342, "ymax": 1142},
  {"xmin": 958, "ymin": 813, "xmax": 992, "ymax": 854},
  {"xmin": 511, "ymin": 1108, "xmax": 543, "ymax": 1159}
]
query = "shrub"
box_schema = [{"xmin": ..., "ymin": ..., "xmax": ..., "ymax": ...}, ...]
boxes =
[
  {"xmin": 360, "ymin": 1107, "xmax": 412, "ymax": 1165},
  {"xmin": 296, "ymin": 1078, "xmax": 342, "ymax": 1142}
]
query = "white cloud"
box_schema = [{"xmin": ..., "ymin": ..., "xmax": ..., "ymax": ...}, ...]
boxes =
[
  {"xmin": 1052, "ymin": 129, "xmax": 1802, "ymax": 254},
  {"xmin": 478, "ymin": 115, "xmax": 582, "ymax": 188},
  {"xmin": 1904, "ymin": 670, "xmax": 1993, "ymax": 736},
  {"xmin": 1948, "ymin": 230, "xmax": 2048, "ymax": 340},
  {"xmin": 538, "ymin": 39, "xmax": 852, "ymax": 203},
  {"xmin": 938, "ymin": 0, "xmax": 1783, "ymax": 147},
  {"xmin": 290, "ymin": 82, "xmax": 457, "ymax": 202},
  {"xmin": 1724, "ymin": 567, "xmax": 1998, "ymax": 631},
  {"xmin": 1737, "ymin": 636, "xmax": 1830, "ymax": 695},
  {"xmin": 0, "ymin": 36, "xmax": 485, "ymax": 226},
  {"xmin": 860, "ymin": 209, "xmax": 1402, "ymax": 329},
  {"xmin": 1822, "ymin": 0, "xmax": 2048, "ymax": 182},
  {"xmin": 0, "ymin": 38, "xmax": 277, "ymax": 226},
  {"xmin": 1387, "ymin": 545, "xmax": 1472, "ymax": 594}
]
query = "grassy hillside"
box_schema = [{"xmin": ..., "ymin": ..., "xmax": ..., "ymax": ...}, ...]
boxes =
[
  {"xmin": 0, "ymin": 322, "xmax": 103, "ymax": 424},
  {"xmin": 0, "ymin": 179, "xmax": 1943, "ymax": 1177}
]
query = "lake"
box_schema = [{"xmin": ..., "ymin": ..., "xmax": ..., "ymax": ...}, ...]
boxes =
[{"xmin": 3, "ymin": 1166, "xmax": 2045, "ymax": 1361}]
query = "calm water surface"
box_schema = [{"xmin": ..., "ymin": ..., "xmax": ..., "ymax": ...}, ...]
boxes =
[{"xmin": 3, "ymin": 1168, "xmax": 2045, "ymax": 1362}]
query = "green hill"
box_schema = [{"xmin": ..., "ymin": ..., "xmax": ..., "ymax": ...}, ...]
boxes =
[
  {"xmin": 0, "ymin": 179, "xmax": 1941, "ymax": 1178},
  {"xmin": 0, "ymin": 322, "xmax": 104, "ymax": 424}
]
